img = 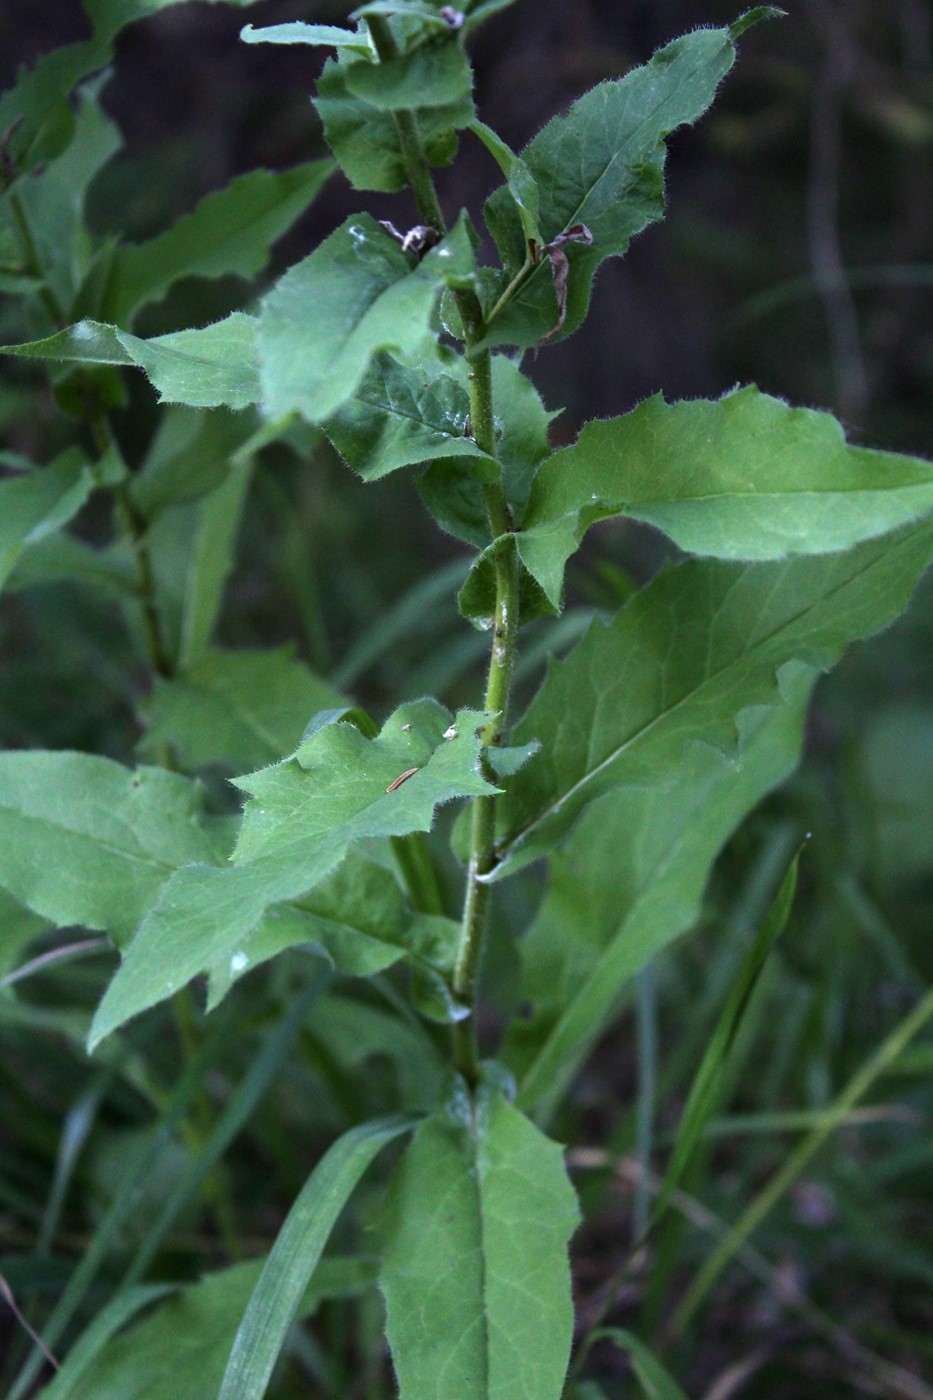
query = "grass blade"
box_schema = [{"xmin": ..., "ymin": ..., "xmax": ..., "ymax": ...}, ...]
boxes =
[
  {"xmin": 218, "ymin": 1115, "xmax": 414, "ymax": 1400},
  {"xmin": 650, "ymin": 855, "xmax": 799, "ymax": 1232},
  {"xmin": 671, "ymin": 980, "xmax": 933, "ymax": 1333}
]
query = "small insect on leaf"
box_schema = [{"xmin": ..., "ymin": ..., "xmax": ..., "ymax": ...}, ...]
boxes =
[{"xmin": 386, "ymin": 767, "xmax": 420, "ymax": 793}]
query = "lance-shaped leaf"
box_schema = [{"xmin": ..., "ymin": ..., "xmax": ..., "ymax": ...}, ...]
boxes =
[
  {"xmin": 240, "ymin": 21, "xmax": 373, "ymax": 54},
  {"xmin": 127, "ymin": 406, "xmax": 256, "ymax": 518},
  {"xmin": 506, "ymin": 666, "xmax": 814, "ymax": 1114},
  {"xmin": 495, "ymin": 520, "xmax": 933, "ymax": 879},
  {"xmin": 206, "ymin": 851, "xmax": 459, "ymax": 1007},
  {"xmin": 380, "ymin": 1083, "xmax": 579, "ymax": 1400},
  {"xmin": 89, "ymin": 702, "xmax": 496, "ymax": 1046},
  {"xmin": 314, "ymin": 49, "xmax": 472, "ymax": 192},
  {"xmin": 138, "ymin": 647, "xmax": 345, "ymax": 773},
  {"xmin": 0, "ymin": 451, "xmax": 98, "ymax": 591},
  {"xmin": 102, "ymin": 161, "xmax": 334, "ymax": 325},
  {"xmin": 0, "ymin": 753, "xmax": 225, "ymax": 946},
  {"xmin": 9, "ymin": 81, "xmax": 122, "ymax": 315},
  {"xmin": 2, "ymin": 313, "xmax": 260, "ymax": 410},
  {"xmin": 518, "ymin": 388, "xmax": 933, "ymax": 606},
  {"xmin": 480, "ymin": 19, "xmax": 762, "ymax": 349},
  {"xmin": 470, "ymin": 119, "xmax": 542, "ymax": 247},
  {"xmin": 258, "ymin": 213, "xmax": 474, "ymax": 424}
]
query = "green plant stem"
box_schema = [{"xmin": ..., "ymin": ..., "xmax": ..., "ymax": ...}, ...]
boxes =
[
  {"xmin": 89, "ymin": 412, "xmax": 174, "ymax": 680},
  {"xmin": 365, "ymin": 17, "xmax": 447, "ymax": 236},
  {"xmin": 670, "ymin": 981, "xmax": 933, "ymax": 1336},
  {"xmin": 365, "ymin": 14, "xmax": 520, "ymax": 1081}
]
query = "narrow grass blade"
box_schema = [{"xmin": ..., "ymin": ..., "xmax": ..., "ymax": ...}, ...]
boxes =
[
  {"xmin": 671, "ymin": 981, "xmax": 933, "ymax": 1333},
  {"xmin": 121, "ymin": 974, "xmax": 327, "ymax": 1288},
  {"xmin": 218, "ymin": 1115, "xmax": 414, "ymax": 1400},
  {"xmin": 651, "ymin": 856, "xmax": 799, "ymax": 1232},
  {"xmin": 37, "ymin": 1285, "xmax": 175, "ymax": 1400},
  {"xmin": 8, "ymin": 1010, "xmax": 235, "ymax": 1400},
  {"xmin": 577, "ymin": 1328, "xmax": 688, "ymax": 1400}
]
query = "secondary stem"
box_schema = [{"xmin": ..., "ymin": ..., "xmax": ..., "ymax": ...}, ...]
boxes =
[{"xmin": 366, "ymin": 15, "xmax": 521, "ymax": 1081}]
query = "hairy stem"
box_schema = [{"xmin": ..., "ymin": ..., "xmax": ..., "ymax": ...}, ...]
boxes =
[{"xmin": 365, "ymin": 14, "xmax": 520, "ymax": 1081}]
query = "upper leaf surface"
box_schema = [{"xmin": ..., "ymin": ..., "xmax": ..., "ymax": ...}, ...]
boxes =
[
  {"xmin": 495, "ymin": 521, "xmax": 933, "ymax": 877},
  {"xmin": 481, "ymin": 24, "xmax": 741, "ymax": 348},
  {"xmin": 520, "ymin": 388, "xmax": 933, "ymax": 605},
  {"xmin": 138, "ymin": 647, "xmax": 345, "ymax": 773},
  {"xmin": 0, "ymin": 753, "xmax": 223, "ymax": 946},
  {"xmin": 102, "ymin": 161, "xmax": 334, "ymax": 325},
  {"xmin": 240, "ymin": 22, "xmax": 373, "ymax": 53},
  {"xmin": 258, "ymin": 214, "xmax": 474, "ymax": 423},
  {"xmin": 380, "ymin": 1086, "xmax": 579, "ymax": 1400},
  {"xmin": 506, "ymin": 667, "xmax": 813, "ymax": 1112},
  {"xmin": 2, "ymin": 314, "xmax": 260, "ymax": 410},
  {"xmin": 89, "ymin": 702, "xmax": 496, "ymax": 1046}
]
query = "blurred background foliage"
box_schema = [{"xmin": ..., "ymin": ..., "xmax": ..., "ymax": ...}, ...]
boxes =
[{"xmin": 1, "ymin": 2, "xmax": 931, "ymax": 1397}]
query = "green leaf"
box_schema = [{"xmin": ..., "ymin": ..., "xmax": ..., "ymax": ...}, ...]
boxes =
[
  {"xmin": 89, "ymin": 702, "xmax": 496, "ymax": 1045},
  {"xmin": 518, "ymin": 389, "xmax": 933, "ymax": 605},
  {"xmin": 380, "ymin": 1083, "xmax": 579, "ymax": 1400},
  {"xmin": 496, "ymin": 521, "xmax": 933, "ymax": 879},
  {"xmin": 481, "ymin": 24, "xmax": 742, "ymax": 348},
  {"xmin": 0, "ymin": 451, "xmax": 98, "ymax": 591},
  {"xmin": 9, "ymin": 81, "xmax": 122, "ymax": 315},
  {"xmin": 345, "ymin": 41, "xmax": 472, "ymax": 113},
  {"xmin": 0, "ymin": 46, "xmax": 109, "ymax": 178},
  {"xmin": 128, "ymin": 407, "xmax": 256, "ymax": 518},
  {"xmin": 206, "ymin": 851, "xmax": 458, "ymax": 1007},
  {"xmin": 470, "ymin": 120, "xmax": 542, "ymax": 247},
  {"xmin": 43, "ymin": 1256, "xmax": 374, "ymax": 1400},
  {"xmin": 240, "ymin": 22, "xmax": 373, "ymax": 54},
  {"xmin": 314, "ymin": 49, "xmax": 471, "ymax": 191},
  {"xmin": 219, "ymin": 1117, "xmax": 414, "ymax": 1400},
  {"xmin": 651, "ymin": 855, "xmax": 798, "ymax": 1229},
  {"xmin": 323, "ymin": 346, "xmax": 493, "ymax": 483},
  {"xmin": 2, "ymin": 314, "xmax": 260, "ymax": 410},
  {"xmin": 506, "ymin": 668, "xmax": 814, "ymax": 1112},
  {"xmin": 258, "ymin": 213, "xmax": 474, "ymax": 424},
  {"xmin": 138, "ymin": 647, "xmax": 345, "ymax": 772},
  {"xmin": 0, "ymin": 752, "xmax": 224, "ymax": 947},
  {"xmin": 102, "ymin": 161, "xmax": 334, "ymax": 324},
  {"xmin": 177, "ymin": 460, "xmax": 253, "ymax": 668}
]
